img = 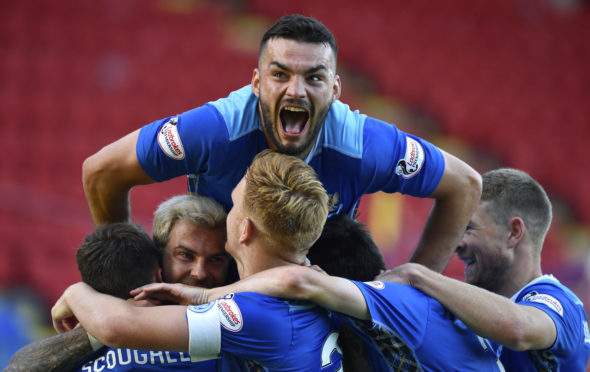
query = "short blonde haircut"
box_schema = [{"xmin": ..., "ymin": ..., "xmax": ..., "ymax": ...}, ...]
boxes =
[
  {"xmin": 152, "ymin": 194, "xmax": 226, "ymax": 254},
  {"xmin": 244, "ymin": 150, "xmax": 329, "ymax": 253}
]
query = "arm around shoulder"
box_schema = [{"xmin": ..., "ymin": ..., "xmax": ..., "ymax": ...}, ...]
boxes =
[
  {"xmin": 52, "ymin": 282, "xmax": 190, "ymax": 352},
  {"xmin": 383, "ymin": 263, "xmax": 556, "ymax": 351},
  {"xmin": 410, "ymin": 150, "xmax": 482, "ymax": 271},
  {"xmin": 82, "ymin": 129, "xmax": 154, "ymax": 225},
  {"xmin": 221, "ymin": 266, "xmax": 370, "ymax": 320}
]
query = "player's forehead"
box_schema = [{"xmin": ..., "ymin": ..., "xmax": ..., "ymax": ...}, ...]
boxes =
[
  {"xmin": 470, "ymin": 201, "xmax": 506, "ymax": 237},
  {"xmin": 474, "ymin": 201, "xmax": 496, "ymax": 225},
  {"xmin": 260, "ymin": 37, "xmax": 336, "ymax": 72},
  {"xmin": 167, "ymin": 220, "xmax": 225, "ymax": 252}
]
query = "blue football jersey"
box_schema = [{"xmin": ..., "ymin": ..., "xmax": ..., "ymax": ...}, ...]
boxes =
[
  {"xmin": 498, "ymin": 275, "xmax": 590, "ymax": 371},
  {"xmin": 186, "ymin": 292, "xmax": 342, "ymax": 371},
  {"xmin": 136, "ymin": 85, "xmax": 445, "ymax": 216},
  {"xmin": 74, "ymin": 347, "xmax": 216, "ymax": 371},
  {"xmin": 347, "ymin": 281, "xmax": 504, "ymax": 372}
]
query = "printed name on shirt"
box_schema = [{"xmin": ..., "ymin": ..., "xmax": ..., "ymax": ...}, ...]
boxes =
[
  {"xmin": 365, "ymin": 281, "xmax": 385, "ymax": 290},
  {"xmin": 157, "ymin": 117, "xmax": 185, "ymax": 160},
  {"xmin": 583, "ymin": 321, "xmax": 590, "ymax": 344},
  {"xmin": 523, "ymin": 291, "xmax": 564, "ymax": 316},
  {"xmin": 80, "ymin": 349, "xmax": 192, "ymax": 372},
  {"xmin": 395, "ymin": 137, "xmax": 424, "ymax": 179},
  {"xmin": 218, "ymin": 297, "xmax": 243, "ymax": 332}
]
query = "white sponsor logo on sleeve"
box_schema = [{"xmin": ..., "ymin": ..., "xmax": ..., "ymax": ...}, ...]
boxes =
[
  {"xmin": 365, "ymin": 281, "xmax": 385, "ymax": 290},
  {"xmin": 395, "ymin": 137, "xmax": 425, "ymax": 179},
  {"xmin": 157, "ymin": 117, "xmax": 185, "ymax": 160},
  {"xmin": 523, "ymin": 292, "xmax": 564, "ymax": 316},
  {"xmin": 218, "ymin": 297, "xmax": 243, "ymax": 332}
]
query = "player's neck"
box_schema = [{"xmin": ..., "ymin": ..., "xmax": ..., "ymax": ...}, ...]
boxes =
[
  {"xmin": 236, "ymin": 245, "xmax": 301, "ymax": 279},
  {"xmin": 499, "ymin": 260, "xmax": 543, "ymax": 298},
  {"xmin": 499, "ymin": 245, "xmax": 543, "ymax": 298}
]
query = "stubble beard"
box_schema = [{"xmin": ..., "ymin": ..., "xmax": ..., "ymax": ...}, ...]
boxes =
[
  {"xmin": 471, "ymin": 255, "xmax": 511, "ymax": 294},
  {"xmin": 258, "ymin": 95, "xmax": 330, "ymax": 158}
]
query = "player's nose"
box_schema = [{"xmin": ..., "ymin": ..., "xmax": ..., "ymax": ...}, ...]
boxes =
[
  {"xmin": 285, "ymin": 75, "xmax": 306, "ymax": 98},
  {"xmin": 190, "ymin": 260, "xmax": 208, "ymax": 280}
]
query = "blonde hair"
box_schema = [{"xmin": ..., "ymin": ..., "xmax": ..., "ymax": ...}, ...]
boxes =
[
  {"xmin": 152, "ymin": 194, "xmax": 226, "ymax": 253},
  {"xmin": 244, "ymin": 150, "xmax": 329, "ymax": 253}
]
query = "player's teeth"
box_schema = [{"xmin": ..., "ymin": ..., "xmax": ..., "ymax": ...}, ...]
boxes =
[{"xmin": 284, "ymin": 106, "xmax": 306, "ymax": 112}]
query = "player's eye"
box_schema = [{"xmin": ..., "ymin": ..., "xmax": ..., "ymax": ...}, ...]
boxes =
[
  {"xmin": 210, "ymin": 255, "xmax": 229, "ymax": 264},
  {"xmin": 177, "ymin": 251, "xmax": 194, "ymax": 260}
]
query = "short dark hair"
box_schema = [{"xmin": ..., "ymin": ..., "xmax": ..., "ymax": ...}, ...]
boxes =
[
  {"xmin": 76, "ymin": 223, "xmax": 159, "ymax": 299},
  {"xmin": 481, "ymin": 168, "xmax": 552, "ymax": 250},
  {"xmin": 308, "ymin": 214, "xmax": 386, "ymax": 281},
  {"xmin": 260, "ymin": 14, "xmax": 338, "ymax": 63},
  {"xmin": 308, "ymin": 214, "xmax": 384, "ymax": 371}
]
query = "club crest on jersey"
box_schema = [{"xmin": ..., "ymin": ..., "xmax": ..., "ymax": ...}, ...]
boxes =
[
  {"xmin": 217, "ymin": 298, "xmax": 243, "ymax": 332},
  {"xmin": 395, "ymin": 137, "xmax": 424, "ymax": 179},
  {"xmin": 328, "ymin": 192, "xmax": 342, "ymax": 214},
  {"xmin": 188, "ymin": 302, "xmax": 215, "ymax": 314},
  {"xmin": 523, "ymin": 291, "xmax": 563, "ymax": 316},
  {"xmin": 365, "ymin": 281, "xmax": 385, "ymax": 290},
  {"xmin": 158, "ymin": 117, "xmax": 185, "ymax": 160}
]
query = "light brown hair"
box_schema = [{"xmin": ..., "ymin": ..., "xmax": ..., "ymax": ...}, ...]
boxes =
[
  {"xmin": 481, "ymin": 168, "xmax": 552, "ymax": 250},
  {"xmin": 244, "ymin": 150, "xmax": 329, "ymax": 253},
  {"xmin": 152, "ymin": 194, "xmax": 226, "ymax": 254}
]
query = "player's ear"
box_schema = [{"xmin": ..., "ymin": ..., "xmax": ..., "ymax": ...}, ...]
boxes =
[
  {"xmin": 507, "ymin": 217, "xmax": 525, "ymax": 249},
  {"xmin": 332, "ymin": 74, "xmax": 341, "ymax": 101},
  {"xmin": 252, "ymin": 68, "xmax": 260, "ymax": 98},
  {"xmin": 239, "ymin": 217, "xmax": 254, "ymax": 244},
  {"xmin": 155, "ymin": 267, "xmax": 163, "ymax": 283}
]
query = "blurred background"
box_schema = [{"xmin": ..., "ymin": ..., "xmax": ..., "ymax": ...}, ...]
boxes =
[{"xmin": 1, "ymin": 0, "xmax": 589, "ymax": 368}]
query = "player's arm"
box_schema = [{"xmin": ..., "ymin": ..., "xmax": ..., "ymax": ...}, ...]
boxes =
[
  {"xmin": 52, "ymin": 282, "xmax": 189, "ymax": 352},
  {"xmin": 82, "ymin": 129, "xmax": 155, "ymax": 225},
  {"xmin": 410, "ymin": 150, "xmax": 482, "ymax": 272},
  {"xmin": 208, "ymin": 266, "xmax": 370, "ymax": 320},
  {"xmin": 380, "ymin": 263, "xmax": 556, "ymax": 350},
  {"xmin": 132, "ymin": 267, "xmax": 370, "ymax": 319},
  {"xmin": 133, "ymin": 267, "xmax": 369, "ymax": 318},
  {"xmin": 5, "ymin": 327, "xmax": 94, "ymax": 372}
]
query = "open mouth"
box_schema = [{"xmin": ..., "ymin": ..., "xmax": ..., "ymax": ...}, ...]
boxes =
[{"xmin": 279, "ymin": 106, "xmax": 310, "ymax": 137}]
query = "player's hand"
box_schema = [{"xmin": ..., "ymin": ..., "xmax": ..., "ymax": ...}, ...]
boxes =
[
  {"xmin": 51, "ymin": 288, "xmax": 79, "ymax": 333},
  {"xmin": 126, "ymin": 297, "xmax": 159, "ymax": 307},
  {"xmin": 375, "ymin": 263, "xmax": 420, "ymax": 285},
  {"xmin": 130, "ymin": 283, "xmax": 207, "ymax": 305}
]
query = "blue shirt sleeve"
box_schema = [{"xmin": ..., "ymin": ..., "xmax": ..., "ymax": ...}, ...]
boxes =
[
  {"xmin": 352, "ymin": 281, "xmax": 429, "ymax": 349},
  {"xmin": 361, "ymin": 117, "xmax": 445, "ymax": 197},
  {"xmin": 215, "ymin": 293, "xmax": 291, "ymax": 368},
  {"xmin": 516, "ymin": 282, "xmax": 588, "ymax": 356},
  {"xmin": 136, "ymin": 104, "xmax": 230, "ymax": 182}
]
